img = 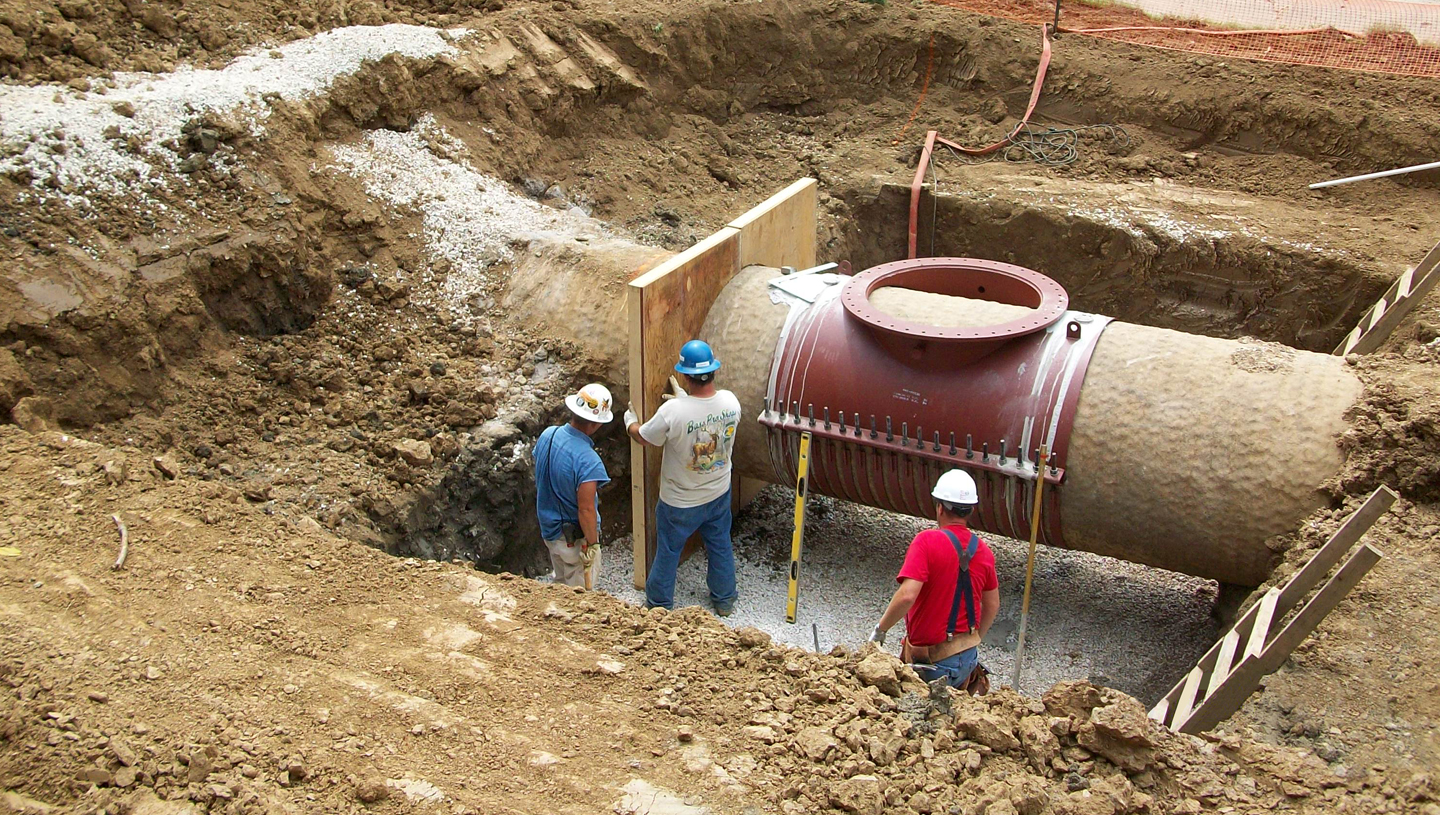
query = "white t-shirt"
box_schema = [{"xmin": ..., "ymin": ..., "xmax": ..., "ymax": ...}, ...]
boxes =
[{"xmin": 639, "ymin": 391, "xmax": 743, "ymax": 508}]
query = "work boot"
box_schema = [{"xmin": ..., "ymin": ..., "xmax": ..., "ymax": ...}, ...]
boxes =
[{"xmin": 714, "ymin": 602, "xmax": 734, "ymax": 618}]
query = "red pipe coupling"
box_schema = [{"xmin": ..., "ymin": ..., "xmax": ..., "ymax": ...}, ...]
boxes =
[{"xmin": 760, "ymin": 258, "xmax": 1111, "ymax": 547}]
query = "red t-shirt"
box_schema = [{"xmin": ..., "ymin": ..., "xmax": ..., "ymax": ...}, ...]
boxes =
[{"xmin": 898, "ymin": 524, "xmax": 999, "ymax": 647}]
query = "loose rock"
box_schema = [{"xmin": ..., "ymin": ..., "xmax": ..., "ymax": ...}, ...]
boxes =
[
  {"xmin": 736, "ymin": 626, "xmax": 770, "ymax": 648},
  {"xmin": 830, "ymin": 774, "xmax": 884, "ymax": 815},
  {"xmin": 1076, "ymin": 697, "xmax": 1158, "ymax": 773},
  {"xmin": 355, "ymin": 777, "xmax": 389, "ymax": 803},
  {"xmin": 855, "ymin": 651, "xmax": 902, "ymax": 697},
  {"xmin": 392, "ymin": 439, "xmax": 434, "ymax": 467}
]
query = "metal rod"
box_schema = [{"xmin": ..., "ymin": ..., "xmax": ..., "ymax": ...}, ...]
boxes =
[
  {"xmin": 1000, "ymin": 438, "xmax": 1008, "ymax": 464},
  {"xmin": 885, "ymin": 416, "xmax": 893, "ymax": 443},
  {"xmin": 791, "ymin": 402, "xmax": 799, "ymax": 424},
  {"xmin": 933, "ymin": 431, "xmax": 941, "ymax": 453},
  {"xmin": 824, "ymin": 407, "xmax": 831, "ymax": 430},
  {"xmin": 1309, "ymin": 160, "xmax": 1440, "ymax": 190},
  {"xmin": 981, "ymin": 442, "xmax": 989, "ymax": 460},
  {"xmin": 1013, "ymin": 445, "xmax": 1051, "ymax": 692},
  {"xmin": 966, "ymin": 434, "xmax": 973, "ymax": 459},
  {"xmin": 808, "ymin": 403, "xmax": 815, "ymax": 427},
  {"xmin": 870, "ymin": 415, "xmax": 877, "ymax": 439},
  {"xmin": 948, "ymin": 432, "xmax": 958, "ymax": 456},
  {"xmin": 763, "ymin": 397, "xmax": 770, "ymax": 416},
  {"xmin": 812, "ymin": 622, "xmax": 821, "ymax": 652},
  {"xmin": 900, "ymin": 422, "xmax": 908, "ymax": 446}
]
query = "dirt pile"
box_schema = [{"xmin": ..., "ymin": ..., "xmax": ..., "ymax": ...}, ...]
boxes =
[{"xmin": 0, "ymin": 423, "xmax": 1408, "ymax": 814}]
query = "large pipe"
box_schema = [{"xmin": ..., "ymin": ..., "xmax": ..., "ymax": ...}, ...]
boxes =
[{"xmin": 703, "ymin": 260, "xmax": 1360, "ymax": 585}]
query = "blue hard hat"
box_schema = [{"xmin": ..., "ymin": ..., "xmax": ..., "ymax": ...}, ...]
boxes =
[{"xmin": 675, "ymin": 339, "xmax": 721, "ymax": 375}]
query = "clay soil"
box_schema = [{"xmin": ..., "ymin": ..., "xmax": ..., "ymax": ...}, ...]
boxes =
[{"xmin": 3, "ymin": 0, "xmax": 1440, "ymax": 812}]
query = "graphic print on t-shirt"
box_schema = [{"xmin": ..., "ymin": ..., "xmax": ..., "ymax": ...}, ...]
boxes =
[{"xmin": 686, "ymin": 410, "xmax": 739, "ymax": 474}]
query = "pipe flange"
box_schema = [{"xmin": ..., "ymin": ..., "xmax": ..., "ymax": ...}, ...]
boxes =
[{"xmin": 841, "ymin": 257, "xmax": 1069, "ymax": 345}]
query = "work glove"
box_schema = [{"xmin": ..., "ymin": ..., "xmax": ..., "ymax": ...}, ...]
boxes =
[
  {"xmin": 624, "ymin": 405, "xmax": 638, "ymax": 428},
  {"xmin": 662, "ymin": 375, "xmax": 688, "ymax": 401},
  {"xmin": 868, "ymin": 626, "xmax": 886, "ymax": 646}
]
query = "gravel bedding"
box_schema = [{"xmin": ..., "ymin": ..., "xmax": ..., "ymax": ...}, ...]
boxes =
[
  {"xmin": 0, "ymin": 24, "xmax": 465, "ymax": 208},
  {"xmin": 327, "ymin": 117, "xmax": 604, "ymax": 325},
  {"xmin": 595, "ymin": 485, "xmax": 1220, "ymax": 703}
]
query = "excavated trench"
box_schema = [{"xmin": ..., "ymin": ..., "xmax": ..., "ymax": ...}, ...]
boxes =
[
  {"xmin": 840, "ymin": 182, "xmax": 1392, "ymax": 352},
  {"xmin": 4, "ymin": 0, "xmax": 1433, "ymax": 699},
  {"xmin": 366, "ymin": 13, "xmax": 1414, "ymax": 646}
]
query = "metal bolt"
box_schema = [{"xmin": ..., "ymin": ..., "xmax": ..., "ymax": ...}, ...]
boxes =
[
  {"xmin": 915, "ymin": 425, "xmax": 923, "ymax": 447},
  {"xmin": 948, "ymin": 432, "xmax": 958, "ymax": 456},
  {"xmin": 982, "ymin": 442, "xmax": 989, "ymax": 460},
  {"xmin": 763, "ymin": 397, "xmax": 770, "ymax": 416},
  {"xmin": 933, "ymin": 431, "xmax": 941, "ymax": 453},
  {"xmin": 791, "ymin": 402, "xmax": 800, "ymax": 425},
  {"xmin": 901, "ymin": 422, "xmax": 908, "ymax": 446},
  {"xmin": 1000, "ymin": 439, "xmax": 1008, "ymax": 464},
  {"xmin": 966, "ymin": 434, "xmax": 973, "ymax": 459},
  {"xmin": 824, "ymin": 407, "xmax": 831, "ymax": 430},
  {"xmin": 885, "ymin": 416, "xmax": 893, "ymax": 443},
  {"xmin": 838, "ymin": 411, "xmax": 845, "ymax": 431},
  {"xmin": 855, "ymin": 415, "xmax": 862, "ymax": 438},
  {"xmin": 870, "ymin": 415, "xmax": 877, "ymax": 440},
  {"xmin": 808, "ymin": 403, "xmax": 815, "ymax": 427}
]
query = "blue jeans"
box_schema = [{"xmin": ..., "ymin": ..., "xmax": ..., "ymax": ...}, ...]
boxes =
[
  {"xmin": 913, "ymin": 646, "xmax": 979, "ymax": 688},
  {"xmin": 645, "ymin": 491, "xmax": 737, "ymax": 610}
]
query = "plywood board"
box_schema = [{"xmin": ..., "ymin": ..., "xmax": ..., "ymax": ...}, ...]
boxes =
[
  {"xmin": 628, "ymin": 280, "xmax": 647, "ymax": 589},
  {"xmin": 727, "ymin": 177, "xmax": 818, "ymax": 271},
  {"xmin": 628, "ymin": 228, "xmax": 741, "ymax": 588},
  {"xmin": 628, "ymin": 178, "xmax": 820, "ymax": 592}
]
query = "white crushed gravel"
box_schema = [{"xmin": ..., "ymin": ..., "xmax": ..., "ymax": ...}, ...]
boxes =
[
  {"xmin": 0, "ymin": 24, "xmax": 466, "ymax": 208},
  {"xmin": 327, "ymin": 116, "xmax": 606, "ymax": 324},
  {"xmin": 596, "ymin": 486, "xmax": 1219, "ymax": 702}
]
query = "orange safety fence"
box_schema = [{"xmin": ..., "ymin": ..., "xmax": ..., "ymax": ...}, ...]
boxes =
[{"xmin": 927, "ymin": 0, "xmax": 1440, "ymax": 77}]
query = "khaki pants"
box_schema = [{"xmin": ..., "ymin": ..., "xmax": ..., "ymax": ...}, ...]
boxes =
[{"xmin": 544, "ymin": 538, "xmax": 599, "ymax": 588}]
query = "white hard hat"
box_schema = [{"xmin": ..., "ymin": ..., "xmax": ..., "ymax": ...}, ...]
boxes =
[
  {"xmin": 932, "ymin": 469, "xmax": 979, "ymax": 505},
  {"xmin": 566, "ymin": 383, "xmax": 614, "ymax": 423}
]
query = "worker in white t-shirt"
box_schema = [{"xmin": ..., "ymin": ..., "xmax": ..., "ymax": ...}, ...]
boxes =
[{"xmin": 624, "ymin": 340, "xmax": 742, "ymax": 615}]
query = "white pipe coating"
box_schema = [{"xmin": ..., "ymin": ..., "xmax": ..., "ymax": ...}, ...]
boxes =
[{"xmin": 1309, "ymin": 160, "xmax": 1440, "ymax": 189}]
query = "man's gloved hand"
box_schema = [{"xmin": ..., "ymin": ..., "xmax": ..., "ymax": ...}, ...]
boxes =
[
  {"xmin": 868, "ymin": 626, "xmax": 887, "ymax": 646},
  {"xmin": 662, "ymin": 375, "xmax": 688, "ymax": 401},
  {"xmin": 624, "ymin": 405, "xmax": 638, "ymax": 428}
]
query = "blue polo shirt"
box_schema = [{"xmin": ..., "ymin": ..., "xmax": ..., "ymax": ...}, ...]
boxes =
[{"xmin": 534, "ymin": 424, "xmax": 610, "ymax": 541}]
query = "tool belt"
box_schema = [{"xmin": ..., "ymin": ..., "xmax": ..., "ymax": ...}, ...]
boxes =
[{"xmin": 900, "ymin": 631, "xmax": 979, "ymax": 665}]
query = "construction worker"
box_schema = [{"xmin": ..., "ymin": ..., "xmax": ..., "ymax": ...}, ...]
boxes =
[
  {"xmin": 623, "ymin": 340, "xmax": 741, "ymax": 615},
  {"xmin": 868, "ymin": 469, "xmax": 1000, "ymax": 688},
  {"xmin": 534, "ymin": 383, "xmax": 613, "ymax": 588}
]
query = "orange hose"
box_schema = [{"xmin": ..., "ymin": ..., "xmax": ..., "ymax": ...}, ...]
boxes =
[
  {"xmin": 940, "ymin": 24, "xmax": 1054, "ymax": 157},
  {"xmin": 907, "ymin": 24, "xmax": 1054, "ymax": 259}
]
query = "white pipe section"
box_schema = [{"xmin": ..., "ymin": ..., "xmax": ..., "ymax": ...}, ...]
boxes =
[{"xmin": 1309, "ymin": 160, "xmax": 1440, "ymax": 189}]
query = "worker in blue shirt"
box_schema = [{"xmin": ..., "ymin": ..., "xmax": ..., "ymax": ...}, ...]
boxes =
[{"xmin": 535, "ymin": 383, "xmax": 614, "ymax": 588}]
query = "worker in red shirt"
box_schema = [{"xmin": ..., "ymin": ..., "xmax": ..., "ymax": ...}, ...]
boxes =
[{"xmin": 868, "ymin": 469, "xmax": 1000, "ymax": 688}]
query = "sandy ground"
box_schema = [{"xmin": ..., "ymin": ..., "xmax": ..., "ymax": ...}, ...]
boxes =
[{"xmin": 595, "ymin": 486, "xmax": 1219, "ymax": 702}]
